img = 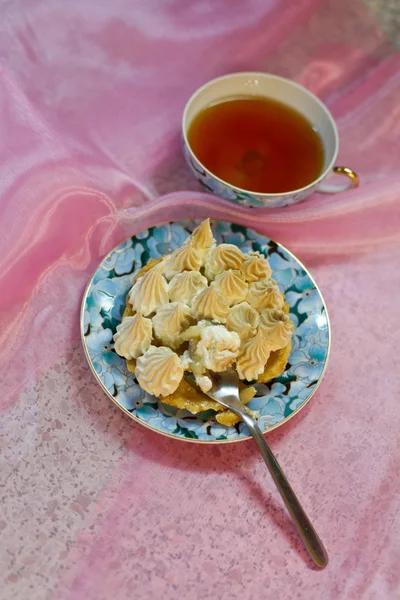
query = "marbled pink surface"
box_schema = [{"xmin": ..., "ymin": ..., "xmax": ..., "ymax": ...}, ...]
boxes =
[{"xmin": 1, "ymin": 1, "xmax": 400, "ymax": 599}]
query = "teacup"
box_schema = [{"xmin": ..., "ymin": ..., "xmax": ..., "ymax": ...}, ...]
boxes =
[{"xmin": 182, "ymin": 72, "xmax": 359, "ymax": 209}]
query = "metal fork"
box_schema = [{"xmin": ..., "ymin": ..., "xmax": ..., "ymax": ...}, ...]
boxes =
[{"xmin": 203, "ymin": 370, "xmax": 329, "ymax": 568}]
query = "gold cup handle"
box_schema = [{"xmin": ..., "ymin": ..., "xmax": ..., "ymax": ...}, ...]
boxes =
[{"xmin": 318, "ymin": 166, "xmax": 360, "ymax": 194}]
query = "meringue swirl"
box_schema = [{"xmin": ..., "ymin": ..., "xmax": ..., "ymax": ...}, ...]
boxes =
[
  {"xmin": 153, "ymin": 302, "xmax": 194, "ymax": 348},
  {"xmin": 169, "ymin": 270, "xmax": 208, "ymax": 306},
  {"xmin": 242, "ymin": 251, "xmax": 272, "ymax": 283},
  {"xmin": 226, "ymin": 302, "xmax": 260, "ymax": 341},
  {"xmin": 192, "ymin": 286, "xmax": 230, "ymax": 322},
  {"xmin": 212, "ymin": 269, "xmax": 248, "ymax": 306},
  {"xmin": 245, "ymin": 278, "xmax": 284, "ymax": 311},
  {"xmin": 163, "ymin": 242, "xmax": 202, "ymax": 280},
  {"xmin": 128, "ymin": 261, "xmax": 169, "ymax": 316},
  {"xmin": 136, "ymin": 346, "xmax": 184, "ymax": 396},
  {"xmin": 236, "ymin": 329, "xmax": 271, "ymax": 381},
  {"xmin": 259, "ymin": 308, "xmax": 294, "ymax": 351},
  {"xmin": 205, "ymin": 244, "xmax": 244, "ymax": 280},
  {"xmin": 188, "ymin": 218, "xmax": 215, "ymax": 252},
  {"xmin": 113, "ymin": 312, "xmax": 153, "ymax": 359}
]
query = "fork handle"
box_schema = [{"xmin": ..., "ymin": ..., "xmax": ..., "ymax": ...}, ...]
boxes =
[{"xmin": 242, "ymin": 414, "xmax": 329, "ymax": 568}]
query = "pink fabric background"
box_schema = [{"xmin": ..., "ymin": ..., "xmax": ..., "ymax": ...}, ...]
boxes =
[{"xmin": 1, "ymin": 1, "xmax": 399, "ymax": 598}]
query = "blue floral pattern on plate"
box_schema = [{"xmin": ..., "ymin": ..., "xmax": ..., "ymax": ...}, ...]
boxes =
[{"xmin": 81, "ymin": 219, "xmax": 330, "ymax": 443}]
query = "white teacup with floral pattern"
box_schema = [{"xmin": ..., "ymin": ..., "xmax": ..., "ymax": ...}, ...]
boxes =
[{"xmin": 182, "ymin": 72, "xmax": 359, "ymax": 209}]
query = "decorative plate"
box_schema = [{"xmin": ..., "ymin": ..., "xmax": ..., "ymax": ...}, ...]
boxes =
[{"xmin": 81, "ymin": 219, "xmax": 330, "ymax": 443}]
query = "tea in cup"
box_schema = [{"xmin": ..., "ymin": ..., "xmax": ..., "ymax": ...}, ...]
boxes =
[{"xmin": 182, "ymin": 73, "xmax": 358, "ymax": 208}]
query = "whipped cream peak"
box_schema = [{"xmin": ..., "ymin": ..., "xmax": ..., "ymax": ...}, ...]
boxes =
[
  {"xmin": 205, "ymin": 243, "xmax": 244, "ymax": 280},
  {"xmin": 153, "ymin": 302, "xmax": 194, "ymax": 349},
  {"xmin": 113, "ymin": 312, "xmax": 152, "ymax": 359},
  {"xmin": 135, "ymin": 346, "xmax": 183, "ymax": 397},
  {"xmin": 212, "ymin": 269, "xmax": 248, "ymax": 306},
  {"xmin": 226, "ymin": 301, "xmax": 260, "ymax": 341},
  {"xmin": 259, "ymin": 308, "xmax": 294, "ymax": 351},
  {"xmin": 192, "ymin": 285, "xmax": 230, "ymax": 322},
  {"xmin": 169, "ymin": 270, "xmax": 208, "ymax": 306},
  {"xmin": 128, "ymin": 261, "xmax": 169, "ymax": 316},
  {"xmin": 242, "ymin": 251, "xmax": 272, "ymax": 283}
]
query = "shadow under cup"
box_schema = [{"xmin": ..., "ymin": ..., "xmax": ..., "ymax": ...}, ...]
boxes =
[{"xmin": 182, "ymin": 72, "xmax": 359, "ymax": 209}]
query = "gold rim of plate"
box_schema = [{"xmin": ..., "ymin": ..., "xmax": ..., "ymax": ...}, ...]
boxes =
[{"xmin": 80, "ymin": 221, "xmax": 331, "ymax": 444}]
